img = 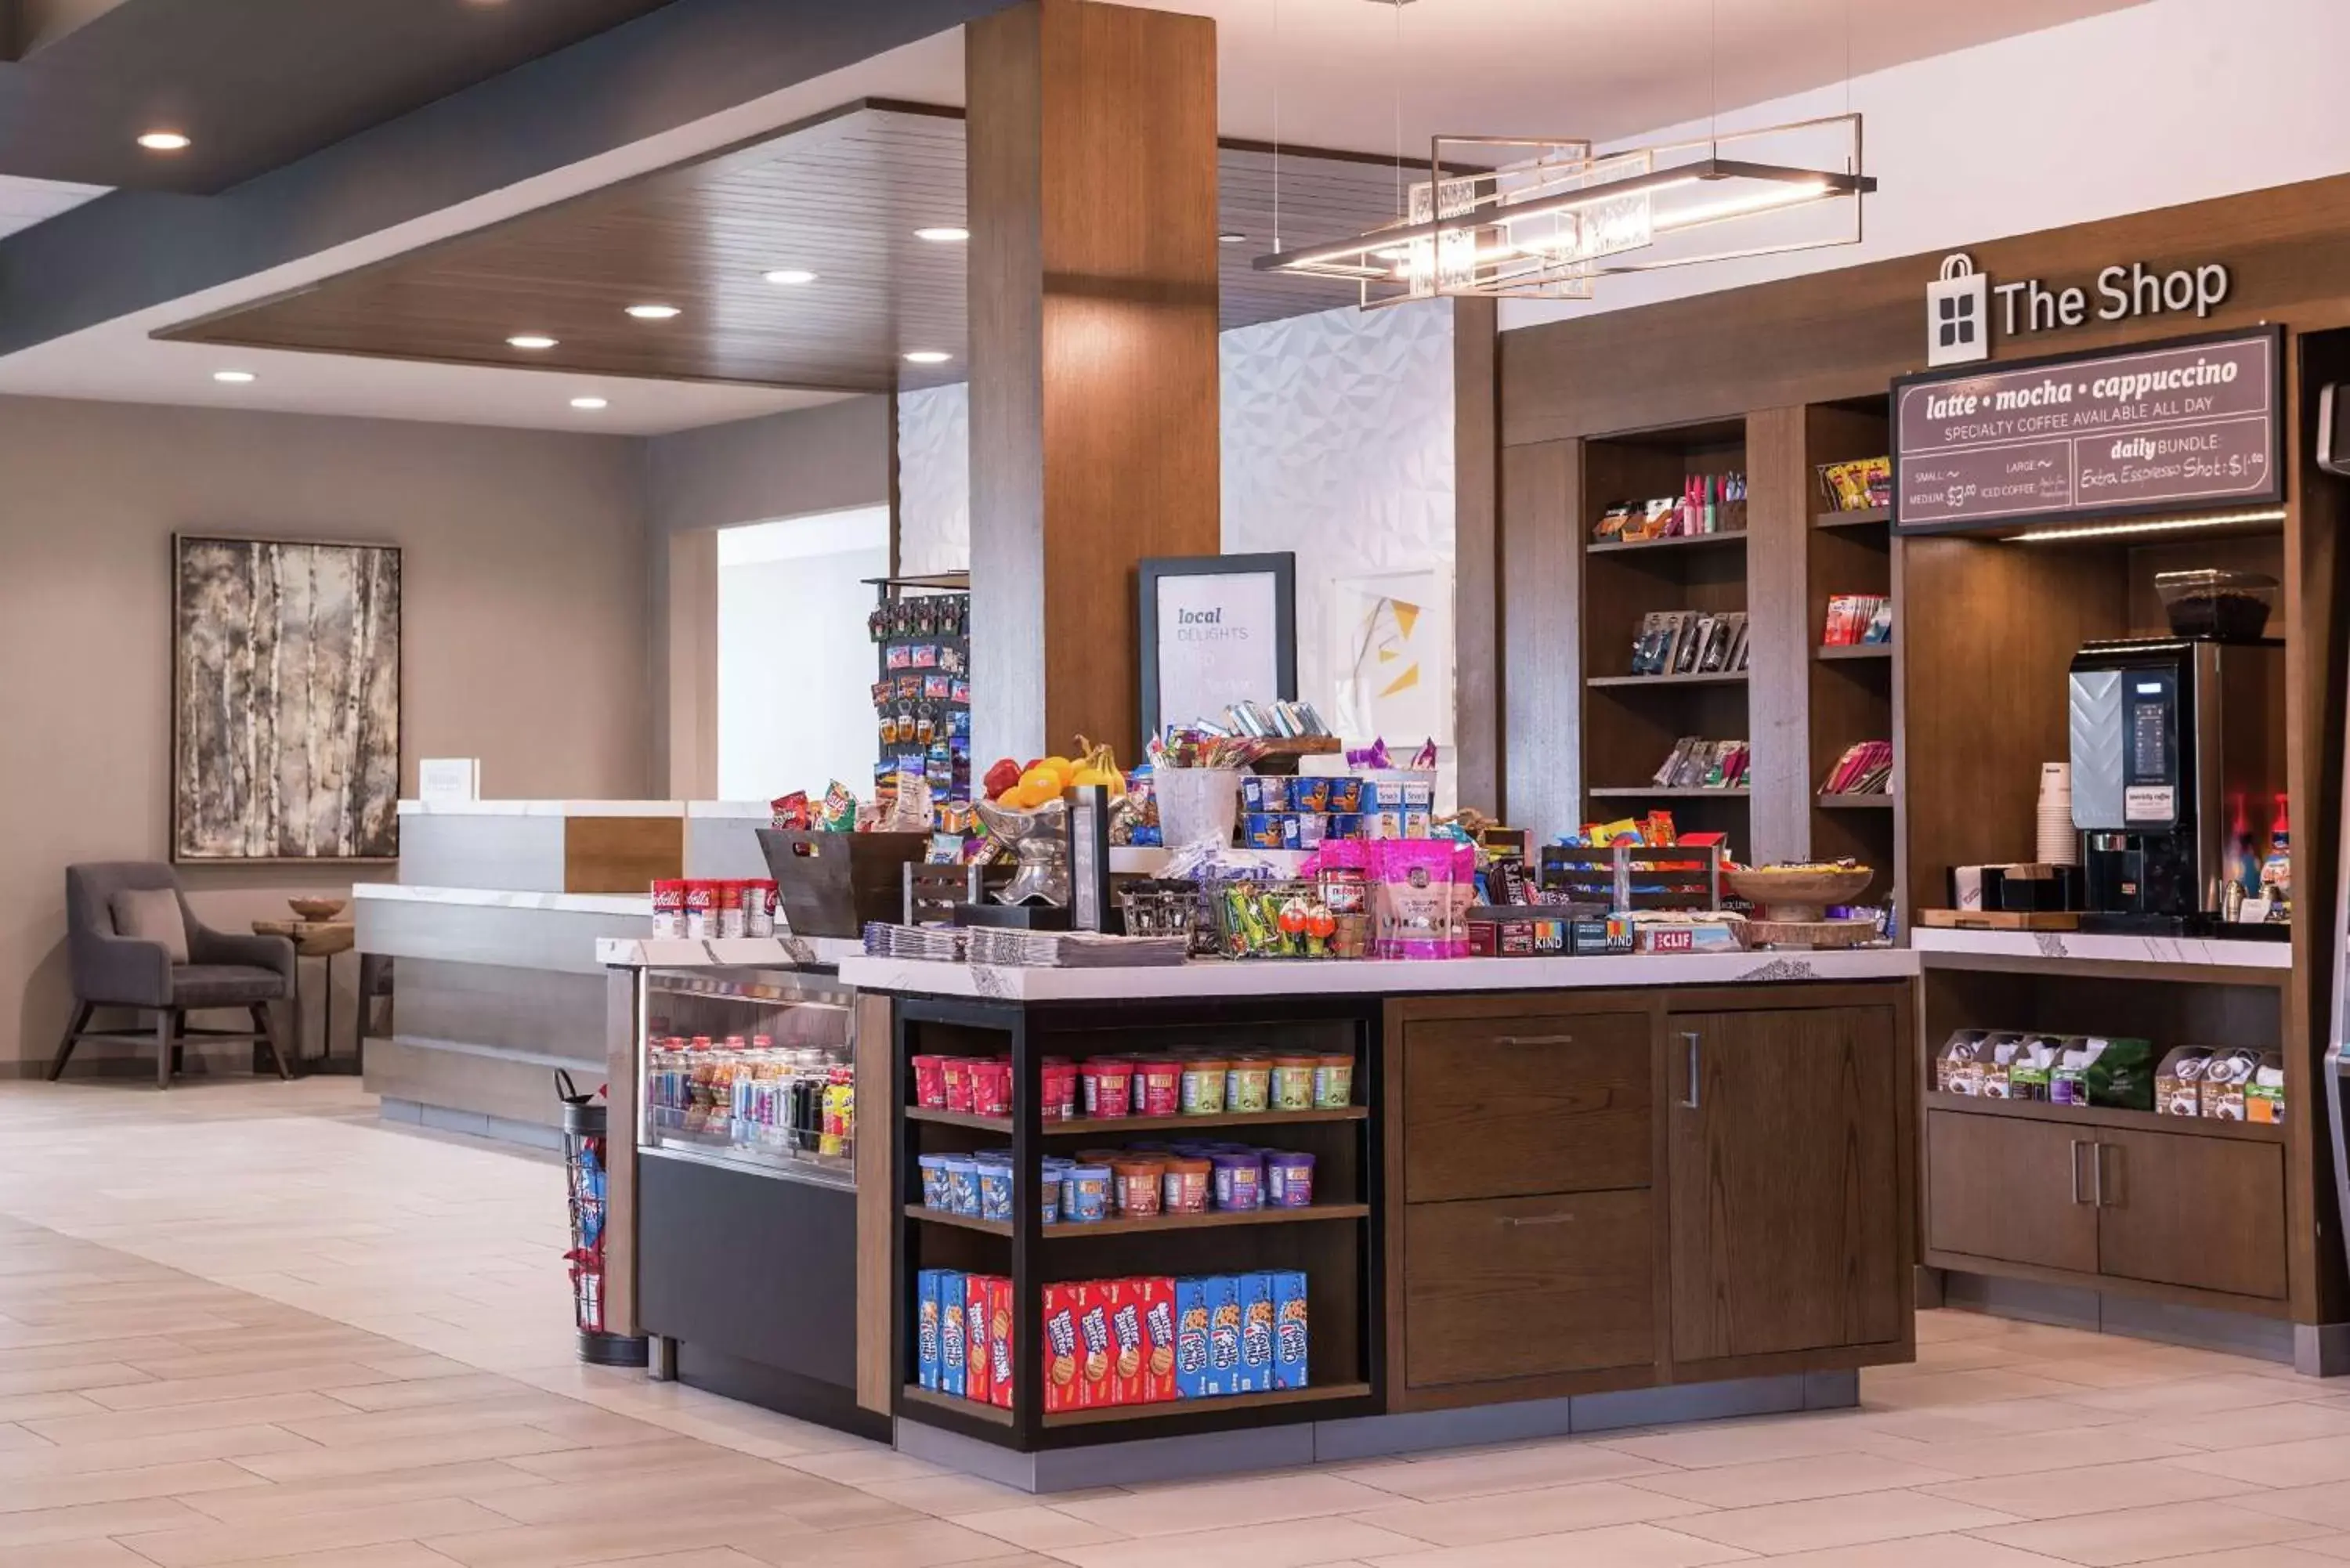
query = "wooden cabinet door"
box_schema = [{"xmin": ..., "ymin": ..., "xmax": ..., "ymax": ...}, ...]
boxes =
[
  {"xmin": 1668, "ymin": 1006, "xmax": 1904, "ymax": 1364},
  {"xmin": 1403, "ymin": 1011, "xmax": 1652, "ymax": 1203},
  {"xmin": 1403, "ymin": 1190, "xmax": 1655, "ymax": 1387},
  {"xmin": 2095, "ymin": 1129, "xmax": 2288, "ymax": 1301},
  {"xmin": 1925, "ymin": 1111, "xmax": 2099, "ymax": 1275}
]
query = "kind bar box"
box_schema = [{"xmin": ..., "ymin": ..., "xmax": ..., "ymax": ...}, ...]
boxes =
[
  {"xmin": 1235, "ymin": 1273, "xmax": 1276, "ymax": 1393},
  {"xmin": 1271, "ymin": 1271, "xmax": 1309, "ymax": 1390},
  {"xmin": 1076, "ymin": 1282, "xmax": 1116, "ymax": 1408},
  {"xmin": 1138, "ymin": 1277, "xmax": 1177, "ymax": 1404},
  {"xmin": 916, "ymin": 1270, "xmax": 943, "ymax": 1391},
  {"xmin": 1041, "ymin": 1282, "xmax": 1083, "ymax": 1414},
  {"xmin": 2157, "ymin": 1046, "xmax": 2214, "ymax": 1117},
  {"xmin": 985, "ymin": 1276, "xmax": 1014, "ymax": 1410},
  {"xmin": 964, "ymin": 1274, "xmax": 994, "ymax": 1405},
  {"xmin": 936, "ymin": 1270, "xmax": 967, "ymax": 1399}
]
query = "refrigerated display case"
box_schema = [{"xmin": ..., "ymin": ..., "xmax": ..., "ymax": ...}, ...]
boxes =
[{"xmin": 620, "ymin": 961, "xmax": 885, "ymax": 1439}]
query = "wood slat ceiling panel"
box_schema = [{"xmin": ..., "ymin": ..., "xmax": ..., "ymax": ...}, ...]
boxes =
[{"xmin": 163, "ymin": 103, "xmax": 1412, "ymax": 392}]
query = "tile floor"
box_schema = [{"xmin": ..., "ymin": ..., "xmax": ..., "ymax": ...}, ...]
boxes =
[{"xmin": 0, "ymin": 1076, "xmax": 2341, "ymax": 1566}]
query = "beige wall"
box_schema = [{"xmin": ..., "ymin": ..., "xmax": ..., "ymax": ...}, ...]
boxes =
[{"xmin": 0, "ymin": 396, "xmax": 653, "ymax": 1071}]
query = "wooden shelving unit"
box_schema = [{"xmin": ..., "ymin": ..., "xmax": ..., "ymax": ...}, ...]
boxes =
[
  {"xmin": 1817, "ymin": 505, "xmax": 1891, "ymax": 529},
  {"xmin": 1589, "ymin": 529, "xmax": 1748, "ymax": 555},
  {"xmin": 1928, "ymin": 1093, "xmax": 2284, "ymax": 1145},
  {"xmin": 1585, "ymin": 670, "xmax": 1748, "ymax": 689},
  {"xmin": 1817, "ymin": 793, "xmax": 1893, "ymax": 810},
  {"xmin": 1586, "ymin": 786, "xmax": 1749, "ymax": 800},
  {"xmin": 1816, "ymin": 642, "xmax": 1893, "ymax": 661},
  {"xmin": 895, "ymin": 1001, "xmax": 1378, "ymax": 1454}
]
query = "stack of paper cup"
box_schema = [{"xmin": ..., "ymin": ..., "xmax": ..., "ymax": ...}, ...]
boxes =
[{"xmin": 2037, "ymin": 762, "xmax": 2077, "ymax": 866}]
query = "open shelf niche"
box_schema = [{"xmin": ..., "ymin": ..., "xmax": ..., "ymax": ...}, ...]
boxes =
[
  {"xmin": 1804, "ymin": 399, "xmax": 1900, "ymax": 912},
  {"xmin": 1576, "ymin": 417, "xmax": 1762, "ymax": 852}
]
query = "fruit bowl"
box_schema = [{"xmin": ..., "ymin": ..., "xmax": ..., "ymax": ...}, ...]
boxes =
[
  {"xmin": 287, "ymin": 897, "xmax": 348, "ymax": 922},
  {"xmin": 1721, "ymin": 865, "xmax": 1874, "ymax": 923}
]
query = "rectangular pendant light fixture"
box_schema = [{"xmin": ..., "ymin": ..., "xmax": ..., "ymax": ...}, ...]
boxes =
[{"xmin": 1257, "ymin": 114, "xmax": 1876, "ymax": 308}]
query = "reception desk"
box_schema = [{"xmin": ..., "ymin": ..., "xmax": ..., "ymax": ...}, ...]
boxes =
[{"xmin": 354, "ymin": 799, "xmax": 770, "ymax": 1145}]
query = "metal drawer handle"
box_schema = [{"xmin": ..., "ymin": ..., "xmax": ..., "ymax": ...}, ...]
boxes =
[
  {"xmin": 1681, "ymin": 1031, "xmax": 1701, "ymax": 1109},
  {"xmin": 2070, "ymin": 1140, "xmax": 2085, "ymax": 1205},
  {"xmin": 1494, "ymin": 1034, "xmax": 1576, "ymax": 1046},
  {"xmin": 2092, "ymin": 1141, "xmax": 2110, "ymax": 1208},
  {"xmin": 1500, "ymin": 1212, "xmax": 1575, "ymax": 1228}
]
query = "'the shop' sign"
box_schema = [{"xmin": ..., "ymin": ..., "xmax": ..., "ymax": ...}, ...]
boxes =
[{"xmin": 1925, "ymin": 251, "xmax": 2233, "ymax": 367}]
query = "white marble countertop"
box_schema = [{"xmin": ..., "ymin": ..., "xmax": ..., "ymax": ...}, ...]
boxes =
[
  {"xmin": 356, "ymin": 883, "xmax": 653, "ymax": 917},
  {"xmin": 396, "ymin": 799, "xmax": 774, "ymax": 818},
  {"xmin": 1913, "ymin": 927, "xmax": 2293, "ymax": 971},
  {"xmin": 837, "ymin": 946, "xmax": 1919, "ymax": 1003},
  {"xmin": 597, "ymin": 934, "xmax": 866, "ymax": 970}
]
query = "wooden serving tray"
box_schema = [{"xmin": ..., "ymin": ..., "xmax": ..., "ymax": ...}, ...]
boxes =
[{"xmin": 1916, "ymin": 909, "xmax": 2081, "ymax": 930}]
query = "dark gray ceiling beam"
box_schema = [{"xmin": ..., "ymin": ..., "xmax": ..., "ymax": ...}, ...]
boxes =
[{"xmin": 0, "ymin": 0, "xmax": 1010, "ymax": 356}]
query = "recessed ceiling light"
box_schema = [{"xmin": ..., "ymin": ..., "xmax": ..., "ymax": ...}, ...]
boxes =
[
  {"xmin": 569, "ymin": 396, "xmax": 609, "ymax": 410},
  {"xmin": 212, "ymin": 370, "xmax": 255, "ymax": 384},
  {"xmin": 764, "ymin": 269, "xmax": 819, "ymax": 285},
  {"xmin": 507, "ymin": 334, "xmax": 558, "ymax": 350},
  {"xmin": 1218, "ymin": 232, "xmax": 1248, "ymax": 244},
  {"xmin": 624, "ymin": 304, "xmax": 681, "ymax": 320},
  {"xmin": 914, "ymin": 226, "xmax": 970, "ymax": 243},
  {"xmin": 903, "ymin": 350, "xmax": 953, "ymax": 365},
  {"xmin": 136, "ymin": 131, "xmax": 191, "ymax": 152}
]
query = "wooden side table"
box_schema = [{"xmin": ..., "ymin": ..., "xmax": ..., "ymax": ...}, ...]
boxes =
[{"xmin": 251, "ymin": 919, "xmax": 358, "ymax": 1075}]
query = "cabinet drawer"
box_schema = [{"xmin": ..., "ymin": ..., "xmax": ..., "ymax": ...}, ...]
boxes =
[
  {"xmin": 1927, "ymin": 1111, "xmax": 2099, "ymax": 1276},
  {"xmin": 2096, "ymin": 1128, "xmax": 2287, "ymax": 1301},
  {"xmin": 1404, "ymin": 1190, "xmax": 1654, "ymax": 1387},
  {"xmin": 1403, "ymin": 1012, "xmax": 1651, "ymax": 1202}
]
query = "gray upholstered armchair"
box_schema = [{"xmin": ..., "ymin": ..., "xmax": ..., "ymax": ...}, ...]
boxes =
[{"xmin": 55, "ymin": 862, "xmax": 295, "ymax": 1088}]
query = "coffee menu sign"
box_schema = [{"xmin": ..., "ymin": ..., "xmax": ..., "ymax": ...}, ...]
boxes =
[{"xmin": 1891, "ymin": 327, "xmax": 2282, "ymax": 536}]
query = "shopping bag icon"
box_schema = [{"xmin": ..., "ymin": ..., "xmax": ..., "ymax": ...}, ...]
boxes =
[{"xmin": 1927, "ymin": 254, "xmax": 1989, "ymax": 367}]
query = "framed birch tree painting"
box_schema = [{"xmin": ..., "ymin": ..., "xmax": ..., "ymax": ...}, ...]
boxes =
[{"xmin": 172, "ymin": 535, "xmax": 403, "ymax": 862}]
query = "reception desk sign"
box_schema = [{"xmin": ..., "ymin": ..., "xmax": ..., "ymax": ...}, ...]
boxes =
[{"xmin": 1892, "ymin": 327, "xmax": 2281, "ymax": 535}]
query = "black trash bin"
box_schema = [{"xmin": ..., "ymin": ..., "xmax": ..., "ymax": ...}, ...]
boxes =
[{"xmin": 558, "ymin": 1071, "xmax": 649, "ymax": 1367}]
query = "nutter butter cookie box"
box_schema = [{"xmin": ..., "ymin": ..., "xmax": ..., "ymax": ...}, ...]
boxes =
[
  {"xmin": 1139, "ymin": 1277, "xmax": 1177, "ymax": 1404},
  {"xmin": 964, "ymin": 1274, "xmax": 994, "ymax": 1406},
  {"xmin": 1076, "ymin": 1282, "xmax": 1115, "ymax": 1409},
  {"xmin": 1041, "ymin": 1281, "xmax": 1083, "ymax": 1414}
]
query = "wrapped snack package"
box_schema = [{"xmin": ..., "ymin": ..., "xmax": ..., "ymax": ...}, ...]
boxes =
[
  {"xmin": 1370, "ymin": 840, "xmax": 1473, "ymax": 959},
  {"xmin": 821, "ymin": 781, "xmax": 859, "ymax": 833},
  {"xmin": 772, "ymin": 792, "xmax": 813, "ymax": 831}
]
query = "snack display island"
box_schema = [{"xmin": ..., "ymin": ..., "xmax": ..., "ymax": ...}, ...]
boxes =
[{"xmin": 846, "ymin": 948, "xmax": 1921, "ymax": 1491}]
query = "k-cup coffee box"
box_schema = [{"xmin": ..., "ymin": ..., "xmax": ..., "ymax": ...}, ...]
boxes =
[
  {"xmin": 916, "ymin": 1270, "xmax": 943, "ymax": 1391},
  {"xmin": 985, "ymin": 1276, "xmax": 1014, "ymax": 1410},
  {"xmin": 1041, "ymin": 1282, "xmax": 1083, "ymax": 1414},
  {"xmin": 2157, "ymin": 1046, "xmax": 2214, "ymax": 1117},
  {"xmin": 1235, "ymin": 1273, "xmax": 1276, "ymax": 1394},
  {"xmin": 2248, "ymin": 1053, "xmax": 2287, "ymax": 1124},
  {"xmin": 936, "ymin": 1270, "xmax": 967, "ymax": 1399},
  {"xmin": 1271, "ymin": 1270, "xmax": 1310, "ymax": 1391},
  {"xmin": 964, "ymin": 1274, "xmax": 994, "ymax": 1406},
  {"xmin": 2203, "ymin": 1046, "xmax": 2262, "ymax": 1120},
  {"xmin": 1936, "ymin": 1029, "xmax": 1991, "ymax": 1095}
]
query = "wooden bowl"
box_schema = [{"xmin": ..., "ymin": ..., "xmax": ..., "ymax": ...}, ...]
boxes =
[
  {"xmin": 287, "ymin": 896, "xmax": 348, "ymax": 922},
  {"xmin": 1721, "ymin": 865, "xmax": 1874, "ymax": 922}
]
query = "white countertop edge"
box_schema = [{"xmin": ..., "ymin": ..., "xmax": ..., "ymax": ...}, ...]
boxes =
[
  {"xmin": 837, "ymin": 946, "xmax": 1920, "ymax": 1002},
  {"xmin": 1912, "ymin": 927, "xmax": 2292, "ymax": 970},
  {"xmin": 597, "ymin": 934, "xmax": 866, "ymax": 970},
  {"xmin": 397, "ymin": 799, "xmax": 689, "ymax": 818},
  {"xmin": 359, "ymin": 884, "xmax": 653, "ymax": 917}
]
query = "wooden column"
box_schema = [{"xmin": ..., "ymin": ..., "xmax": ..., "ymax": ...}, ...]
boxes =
[{"xmin": 965, "ymin": 0, "xmax": 1222, "ymax": 762}]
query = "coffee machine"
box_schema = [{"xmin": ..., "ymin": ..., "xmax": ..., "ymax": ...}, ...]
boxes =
[{"xmin": 2068, "ymin": 636, "xmax": 2284, "ymax": 934}]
